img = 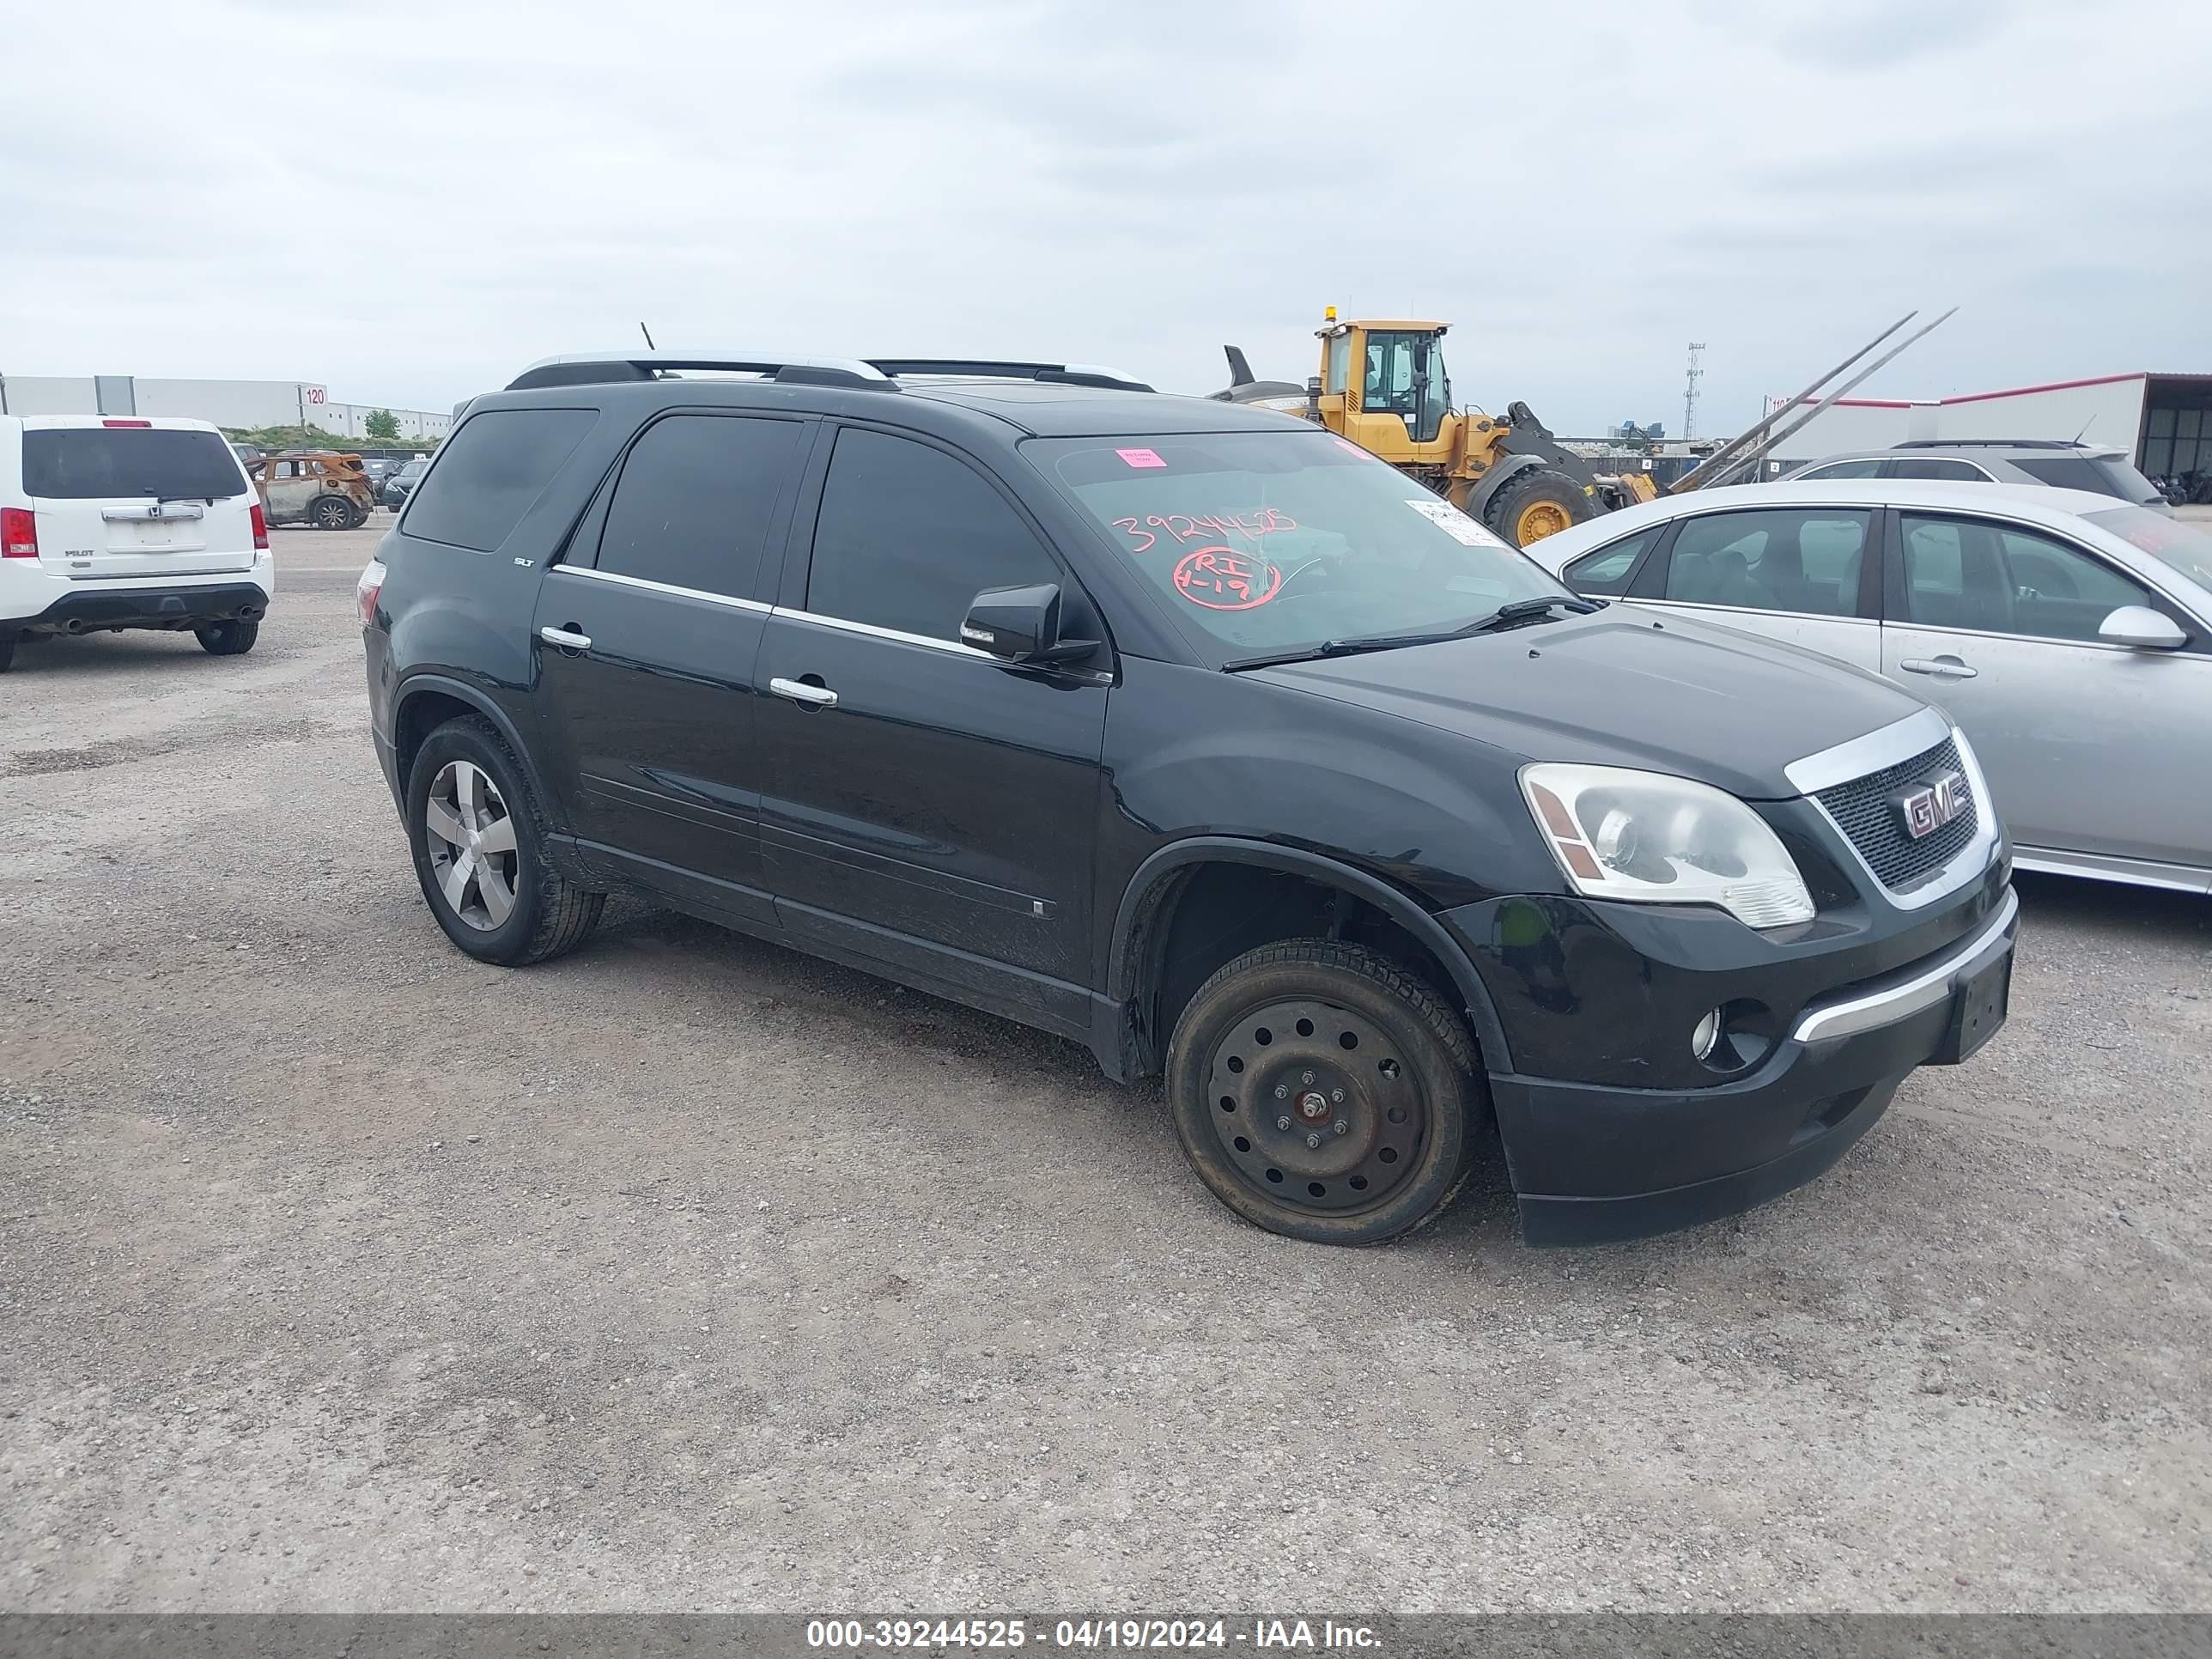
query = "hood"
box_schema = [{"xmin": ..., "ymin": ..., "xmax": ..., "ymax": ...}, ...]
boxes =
[{"xmin": 1252, "ymin": 610, "xmax": 1928, "ymax": 800}]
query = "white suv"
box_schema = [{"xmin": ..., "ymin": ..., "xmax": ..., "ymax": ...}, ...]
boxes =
[{"xmin": 1, "ymin": 415, "xmax": 276, "ymax": 674}]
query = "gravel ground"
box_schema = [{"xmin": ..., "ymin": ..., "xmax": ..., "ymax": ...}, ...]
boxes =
[{"xmin": 1, "ymin": 517, "xmax": 2207, "ymax": 1613}]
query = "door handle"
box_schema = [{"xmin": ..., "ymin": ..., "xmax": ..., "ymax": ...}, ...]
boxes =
[
  {"xmin": 1899, "ymin": 656, "xmax": 1977, "ymax": 680},
  {"xmin": 538, "ymin": 625, "xmax": 591, "ymax": 651},
  {"xmin": 769, "ymin": 676, "xmax": 839, "ymax": 709}
]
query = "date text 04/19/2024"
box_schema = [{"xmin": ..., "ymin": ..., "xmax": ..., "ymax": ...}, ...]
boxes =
[{"xmin": 804, "ymin": 1619, "xmax": 1382, "ymax": 1650}]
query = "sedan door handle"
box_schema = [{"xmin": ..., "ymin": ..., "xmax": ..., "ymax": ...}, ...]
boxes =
[
  {"xmin": 769, "ymin": 676, "xmax": 838, "ymax": 709},
  {"xmin": 538, "ymin": 625, "xmax": 592, "ymax": 651},
  {"xmin": 1899, "ymin": 656, "xmax": 1978, "ymax": 680}
]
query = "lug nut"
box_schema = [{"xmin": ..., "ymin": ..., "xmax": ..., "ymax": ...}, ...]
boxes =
[
  {"xmin": 1333, "ymin": 1120, "xmax": 1349, "ymax": 1136},
  {"xmin": 1277, "ymin": 1116, "xmax": 1292, "ymax": 1132},
  {"xmin": 1301, "ymin": 1070, "xmax": 1316, "ymax": 1085},
  {"xmin": 1274, "ymin": 1084, "xmax": 1290, "ymax": 1099},
  {"xmin": 1331, "ymin": 1088, "xmax": 1345, "ymax": 1104},
  {"xmin": 1305, "ymin": 1133, "xmax": 1322, "ymax": 1149}
]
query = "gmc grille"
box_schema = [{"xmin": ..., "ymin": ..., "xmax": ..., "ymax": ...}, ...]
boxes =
[{"xmin": 1814, "ymin": 736, "xmax": 1978, "ymax": 893}]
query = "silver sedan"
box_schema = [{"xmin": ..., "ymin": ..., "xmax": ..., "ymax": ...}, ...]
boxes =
[{"xmin": 1524, "ymin": 481, "xmax": 2212, "ymax": 894}]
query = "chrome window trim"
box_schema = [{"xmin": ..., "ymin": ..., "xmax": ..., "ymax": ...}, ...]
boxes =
[
  {"xmin": 548, "ymin": 563, "xmax": 771, "ymax": 613},
  {"xmin": 1791, "ymin": 888, "xmax": 2017, "ymax": 1043},
  {"xmin": 546, "ymin": 566, "xmax": 999, "ymax": 658},
  {"xmin": 1645, "ymin": 599, "xmax": 1875, "ymax": 627},
  {"xmin": 769, "ymin": 605, "xmax": 993, "ymax": 659},
  {"xmin": 1876, "ymin": 618, "xmax": 2185, "ymax": 654}
]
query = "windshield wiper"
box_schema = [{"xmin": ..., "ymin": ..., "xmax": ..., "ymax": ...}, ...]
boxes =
[
  {"xmin": 1222, "ymin": 595, "xmax": 1603, "ymax": 672},
  {"xmin": 1468, "ymin": 594, "xmax": 1606, "ymax": 629}
]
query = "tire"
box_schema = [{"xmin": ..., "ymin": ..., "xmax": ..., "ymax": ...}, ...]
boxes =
[
  {"xmin": 1166, "ymin": 939, "xmax": 1483, "ymax": 1245},
  {"xmin": 1481, "ymin": 468, "xmax": 1595, "ymax": 549},
  {"xmin": 310, "ymin": 495, "xmax": 354, "ymax": 531},
  {"xmin": 404, "ymin": 714, "xmax": 604, "ymax": 966},
  {"xmin": 195, "ymin": 619, "xmax": 259, "ymax": 656},
  {"xmin": 0, "ymin": 636, "xmax": 15, "ymax": 675},
  {"xmin": 345, "ymin": 501, "xmax": 368, "ymax": 529}
]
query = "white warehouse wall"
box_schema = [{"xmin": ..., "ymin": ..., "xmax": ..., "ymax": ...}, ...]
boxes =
[
  {"xmin": 1771, "ymin": 374, "xmax": 2149, "ymax": 465},
  {"xmin": 0, "ymin": 374, "xmax": 450, "ymax": 442}
]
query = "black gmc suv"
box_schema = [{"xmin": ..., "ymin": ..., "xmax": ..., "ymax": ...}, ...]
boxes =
[{"xmin": 359, "ymin": 352, "xmax": 2017, "ymax": 1247}]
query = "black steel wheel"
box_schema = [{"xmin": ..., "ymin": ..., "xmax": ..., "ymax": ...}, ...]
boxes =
[{"xmin": 1166, "ymin": 939, "xmax": 1481, "ymax": 1244}]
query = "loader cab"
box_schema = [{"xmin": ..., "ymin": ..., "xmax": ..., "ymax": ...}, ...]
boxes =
[{"xmin": 1319, "ymin": 317, "xmax": 1453, "ymax": 455}]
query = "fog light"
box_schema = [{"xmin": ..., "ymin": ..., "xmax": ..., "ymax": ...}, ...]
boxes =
[{"xmin": 1692, "ymin": 1008, "xmax": 1723, "ymax": 1062}]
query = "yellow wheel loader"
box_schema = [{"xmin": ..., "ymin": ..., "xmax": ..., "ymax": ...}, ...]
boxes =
[
  {"xmin": 1214, "ymin": 307, "xmax": 1956, "ymax": 549},
  {"xmin": 1213, "ymin": 309, "xmax": 1656, "ymax": 548}
]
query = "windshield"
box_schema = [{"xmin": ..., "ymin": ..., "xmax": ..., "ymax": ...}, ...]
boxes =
[
  {"xmin": 398, "ymin": 460, "xmax": 428, "ymax": 480},
  {"xmin": 1030, "ymin": 430, "xmax": 1566, "ymax": 659},
  {"xmin": 2085, "ymin": 506, "xmax": 2212, "ymax": 591}
]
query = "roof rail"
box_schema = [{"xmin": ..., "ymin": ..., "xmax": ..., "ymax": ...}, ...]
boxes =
[
  {"xmin": 866, "ymin": 359, "xmax": 1156, "ymax": 393},
  {"xmin": 506, "ymin": 350, "xmax": 895, "ymax": 392},
  {"xmin": 1893, "ymin": 437, "xmax": 2091, "ymax": 451}
]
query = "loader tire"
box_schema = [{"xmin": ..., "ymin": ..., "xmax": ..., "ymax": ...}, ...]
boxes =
[{"xmin": 1483, "ymin": 469, "xmax": 1595, "ymax": 549}]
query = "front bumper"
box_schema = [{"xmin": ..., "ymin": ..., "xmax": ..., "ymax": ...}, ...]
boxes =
[{"xmin": 1457, "ymin": 878, "xmax": 2018, "ymax": 1246}]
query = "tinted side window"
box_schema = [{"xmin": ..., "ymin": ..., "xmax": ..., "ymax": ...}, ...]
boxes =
[
  {"xmin": 404, "ymin": 408, "xmax": 596, "ymax": 552},
  {"xmin": 1563, "ymin": 526, "xmax": 1661, "ymax": 595},
  {"xmin": 1800, "ymin": 459, "xmax": 1884, "ymax": 481},
  {"xmin": 593, "ymin": 415, "xmax": 803, "ymax": 599},
  {"xmin": 1892, "ymin": 458, "xmax": 1988, "ymax": 481},
  {"xmin": 2013, "ymin": 456, "xmax": 2123, "ymax": 496},
  {"xmin": 1662, "ymin": 509, "xmax": 1870, "ymax": 617},
  {"xmin": 805, "ymin": 429, "xmax": 1056, "ymax": 639},
  {"xmin": 1898, "ymin": 515, "xmax": 2152, "ymax": 641}
]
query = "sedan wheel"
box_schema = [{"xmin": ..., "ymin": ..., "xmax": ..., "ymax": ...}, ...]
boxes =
[{"xmin": 422, "ymin": 759, "xmax": 520, "ymax": 930}]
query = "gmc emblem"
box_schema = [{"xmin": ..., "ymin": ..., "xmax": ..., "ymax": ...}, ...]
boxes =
[{"xmin": 1895, "ymin": 769, "xmax": 1968, "ymax": 840}]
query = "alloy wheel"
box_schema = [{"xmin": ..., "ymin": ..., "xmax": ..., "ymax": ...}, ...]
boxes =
[{"xmin": 423, "ymin": 759, "xmax": 519, "ymax": 931}]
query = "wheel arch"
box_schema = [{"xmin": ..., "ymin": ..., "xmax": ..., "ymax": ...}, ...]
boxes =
[
  {"xmin": 390, "ymin": 674, "xmax": 555, "ymax": 827},
  {"xmin": 1106, "ymin": 837, "xmax": 1510, "ymax": 1078}
]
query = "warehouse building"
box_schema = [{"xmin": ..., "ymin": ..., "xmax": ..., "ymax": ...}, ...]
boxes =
[
  {"xmin": 0, "ymin": 373, "xmax": 451, "ymax": 442},
  {"xmin": 1763, "ymin": 371, "xmax": 2212, "ymax": 483}
]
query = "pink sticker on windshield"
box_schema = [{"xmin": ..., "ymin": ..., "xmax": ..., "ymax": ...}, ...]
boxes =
[{"xmin": 1115, "ymin": 447, "xmax": 1167, "ymax": 468}]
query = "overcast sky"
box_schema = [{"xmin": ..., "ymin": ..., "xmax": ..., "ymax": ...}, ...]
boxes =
[{"xmin": 4, "ymin": 0, "xmax": 2207, "ymax": 435}]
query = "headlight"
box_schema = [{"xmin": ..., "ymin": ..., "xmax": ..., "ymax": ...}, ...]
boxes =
[{"xmin": 1520, "ymin": 763, "xmax": 1815, "ymax": 929}]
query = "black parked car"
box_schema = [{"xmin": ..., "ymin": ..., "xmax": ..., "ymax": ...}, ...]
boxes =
[
  {"xmin": 358, "ymin": 352, "xmax": 2017, "ymax": 1247},
  {"xmin": 381, "ymin": 456, "xmax": 429, "ymax": 507}
]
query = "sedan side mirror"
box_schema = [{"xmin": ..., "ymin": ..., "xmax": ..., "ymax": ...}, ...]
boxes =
[
  {"xmin": 960, "ymin": 583, "xmax": 1099, "ymax": 665},
  {"xmin": 2097, "ymin": 605, "xmax": 2189, "ymax": 650}
]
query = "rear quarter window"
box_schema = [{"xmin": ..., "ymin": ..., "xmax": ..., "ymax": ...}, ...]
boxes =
[
  {"xmin": 402, "ymin": 408, "xmax": 597, "ymax": 551},
  {"xmin": 2013, "ymin": 456, "xmax": 2125, "ymax": 497},
  {"xmin": 1563, "ymin": 526, "xmax": 1660, "ymax": 594},
  {"xmin": 22, "ymin": 428, "xmax": 246, "ymax": 501}
]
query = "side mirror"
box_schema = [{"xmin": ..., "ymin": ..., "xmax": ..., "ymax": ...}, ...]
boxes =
[
  {"xmin": 2097, "ymin": 605, "xmax": 2188, "ymax": 650},
  {"xmin": 959, "ymin": 583, "xmax": 1098, "ymax": 666}
]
